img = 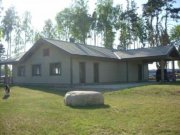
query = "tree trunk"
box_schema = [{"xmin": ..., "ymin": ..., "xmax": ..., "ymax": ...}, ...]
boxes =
[
  {"xmin": 94, "ymin": 30, "xmax": 96, "ymax": 46},
  {"xmin": 172, "ymin": 60, "xmax": 176, "ymax": 82},
  {"xmin": 160, "ymin": 60, "xmax": 165, "ymax": 82},
  {"xmin": 5, "ymin": 64, "xmax": 8, "ymax": 84},
  {"xmin": 164, "ymin": 3, "xmax": 168, "ymax": 35},
  {"xmin": 0, "ymin": 64, "xmax": 1, "ymax": 83},
  {"xmin": 150, "ymin": 15, "xmax": 154, "ymax": 47},
  {"xmin": 156, "ymin": 13, "xmax": 159, "ymax": 46}
]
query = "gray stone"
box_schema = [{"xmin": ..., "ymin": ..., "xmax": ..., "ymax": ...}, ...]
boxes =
[{"xmin": 64, "ymin": 91, "xmax": 104, "ymax": 106}]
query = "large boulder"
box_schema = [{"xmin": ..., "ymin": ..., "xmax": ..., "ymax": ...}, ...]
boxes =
[{"xmin": 64, "ymin": 91, "xmax": 104, "ymax": 106}]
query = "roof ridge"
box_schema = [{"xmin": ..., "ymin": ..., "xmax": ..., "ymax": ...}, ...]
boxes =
[
  {"xmin": 166, "ymin": 45, "xmax": 178, "ymax": 56},
  {"xmin": 85, "ymin": 45, "xmax": 114, "ymax": 58},
  {"xmin": 158, "ymin": 45, "xmax": 173, "ymax": 56},
  {"xmin": 44, "ymin": 38, "xmax": 115, "ymax": 50},
  {"xmin": 43, "ymin": 38, "xmax": 73, "ymax": 44},
  {"xmin": 115, "ymin": 45, "xmax": 173, "ymax": 52},
  {"xmin": 74, "ymin": 43, "xmax": 92, "ymax": 55}
]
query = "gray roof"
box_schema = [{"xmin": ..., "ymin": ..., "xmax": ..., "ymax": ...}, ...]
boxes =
[
  {"xmin": 45, "ymin": 39, "xmax": 117, "ymax": 59},
  {"xmin": 1, "ymin": 38, "xmax": 180, "ymax": 64},
  {"xmin": 114, "ymin": 45, "xmax": 179, "ymax": 60},
  {"xmin": 0, "ymin": 52, "xmax": 25, "ymax": 64},
  {"xmin": 45, "ymin": 39, "xmax": 180, "ymax": 60}
]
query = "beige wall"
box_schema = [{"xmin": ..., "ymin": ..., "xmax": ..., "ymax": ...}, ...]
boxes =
[
  {"xmin": 72, "ymin": 57, "xmax": 121, "ymax": 84},
  {"xmin": 13, "ymin": 44, "xmax": 149, "ymax": 85},
  {"xmin": 128, "ymin": 61, "xmax": 139, "ymax": 82},
  {"xmin": 118, "ymin": 62, "xmax": 127, "ymax": 82},
  {"xmin": 126, "ymin": 61, "xmax": 149, "ymax": 82},
  {"xmin": 13, "ymin": 44, "xmax": 71, "ymax": 84},
  {"xmin": 71, "ymin": 58, "xmax": 149, "ymax": 84}
]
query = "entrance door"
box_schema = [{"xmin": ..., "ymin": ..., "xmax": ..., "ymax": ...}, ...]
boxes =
[
  {"xmin": 138, "ymin": 64, "xmax": 143, "ymax": 81},
  {"xmin": 79, "ymin": 62, "xmax": 86, "ymax": 83},
  {"xmin": 94, "ymin": 63, "xmax": 99, "ymax": 83}
]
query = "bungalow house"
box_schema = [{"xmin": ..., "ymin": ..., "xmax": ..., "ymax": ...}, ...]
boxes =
[{"xmin": 1, "ymin": 38, "xmax": 180, "ymax": 85}]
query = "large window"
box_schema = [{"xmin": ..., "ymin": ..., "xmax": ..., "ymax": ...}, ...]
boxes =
[
  {"xmin": 32, "ymin": 64, "xmax": 41, "ymax": 76},
  {"xmin": 50, "ymin": 63, "xmax": 61, "ymax": 76},
  {"xmin": 17, "ymin": 66, "xmax": 25, "ymax": 77}
]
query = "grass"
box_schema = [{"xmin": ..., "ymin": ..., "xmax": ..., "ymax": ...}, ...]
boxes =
[{"xmin": 0, "ymin": 83, "xmax": 180, "ymax": 135}]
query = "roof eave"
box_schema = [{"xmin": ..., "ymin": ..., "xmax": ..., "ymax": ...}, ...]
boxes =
[
  {"xmin": 72, "ymin": 54, "xmax": 118, "ymax": 61},
  {"xmin": 0, "ymin": 60, "xmax": 18, "ymax": 65},
  {"xmin": 120, "ymin": 55, "xmax": 169, "ymax": 61}
]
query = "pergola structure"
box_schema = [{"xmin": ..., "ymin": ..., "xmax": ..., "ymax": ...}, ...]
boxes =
[
  {"xmin": 142, "ymin": 46, "xmax": 180, "ymax": 82},
  {"xmin": 0, "ymin": 55, "xmax": 23, "ymax": 84},
  {"xmin": 115, "ymin": 45, "xmax": 180, "ymax": 82}
]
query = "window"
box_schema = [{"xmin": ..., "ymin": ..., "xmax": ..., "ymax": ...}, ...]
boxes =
[
  {"xmin": 17, "ymin": 66, "xmax": 25, "ymax": 76},
  {"xmin": 43, "ymin": 48, "xmax": 49, "ymax": 56},
  {"xmin": 50, "ymin": 63, "xmax": 61, "ymax": 75},
  {"xmin": 32, "ymin": 64, "xmax": 41, "ymax": 76}
]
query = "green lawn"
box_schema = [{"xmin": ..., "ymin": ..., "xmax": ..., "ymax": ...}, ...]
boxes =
[{"xmin": 0, "ymin": 83, "xmax": 180, "ymax": 135}]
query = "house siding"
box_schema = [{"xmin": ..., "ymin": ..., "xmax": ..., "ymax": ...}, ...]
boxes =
[
  {"xmin": 143, "ymin": 63, "xmax": 149, "ymax": 81},
  {"xmin": 12, "ymin": 43, "xmax": 149, "ymax": 85},
  {"xmin": 72, "ymin": 57, "xmax": 121, "ymax": 84},
  {"xmin": 71, "ymin": 58, "xmax": 149, "ymax": 84},
  {"xmin": 13, "ymin": 44, "xmax": 71, "ymax": 84},
  {"xmin": 126, "ymin": 61, "xmax": 149, "ymax": 82},
  {"xmin": 128, "ymin": 62, "xmax": 139, "ymax": 82},
  {"xmin": 99, "ymin": 61, "xmax": 120, "ymax": 83},
  {"xmin": 117, "ymin": 62, "xmax": 127, "ymax": 82}
]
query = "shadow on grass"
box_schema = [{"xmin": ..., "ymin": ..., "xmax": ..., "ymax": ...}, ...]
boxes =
[
  {"xmin": 14, "ymin": 85, "xmax": 68, "ymax": 97},
  {"xmin": 4, "ymin": 82, "xmax": 156, "ymax": 96},
  {"xmin": 5, "ymin": 81, "xmax": 180, "ymax": 97},
  {"xmin": 2, "ymin": 94, "xmax": 10, "ymax": 100},
  {"xmin": 68, "ymin": 104, "xmax": 110, "ymax": 110},
  {"xmin": 156, "ymin": 81, "xmax": 180, "ymax": 86}
]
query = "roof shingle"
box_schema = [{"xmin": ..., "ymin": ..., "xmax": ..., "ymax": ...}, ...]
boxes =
[
  {"xmin": 45, "ymin": 39, "xmax": 117, "ymax": 59},
  {"xmin": 45, "ymin": 39, "xmax": 179, "ymax": 60},
  {"xmin": 1, "ymin": 38, "xmax": 179, "ymax": 64},
  {"xmin": 114, "ymin": 45, "xmax": 175, "ymax": 60}
]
